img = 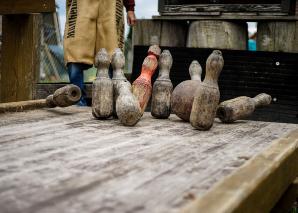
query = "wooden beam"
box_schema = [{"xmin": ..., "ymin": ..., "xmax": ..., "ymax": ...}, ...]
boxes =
[
  {"xmin": 0, "ymin": 14, "xmax": 41, "ymax": 103},
  {"xmin": 0, "ymin": 0, "xmax": 55, "ymax": 14},
  {"xmin": 153, "ymin": 14, "xmax": 298, "ymax": 21},
  {"xmin": 0, "ymin": 100, "xmax": 47, "ymax": 113},
  {"xmin": 162, "ymin": 4, "xmax": 284, "ymax": 14},
  {"xmin": 271, "ymin": 177, "xmax": 298, "ymax": 213},
  {"xmin": 133, "ymin": 19, "xmax": 187, "ymax": 47},
  {"xmin": 181, "ymin": 129, "xmax": 298, "ymax": 213},
  {"xmin": 186, "ymin": 20, "xmax": 247, "ymax": 50},
  {"xmin": 257, "ymin": 21, "xmax": 298, "ymax": 53}
]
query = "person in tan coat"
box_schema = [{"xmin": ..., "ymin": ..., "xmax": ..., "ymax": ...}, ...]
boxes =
[{"xmin": 64, "ymin": 0, "xmax": 136, "ymax": 106}]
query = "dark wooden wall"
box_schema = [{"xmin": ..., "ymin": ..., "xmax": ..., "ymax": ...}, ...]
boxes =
[
  {"xmin": 132, "ymin": 46, "xmax": 298, "ymax": 124},
  {"xmin": 158, "ymin": 0, "xmax": 296, "ymax": 15}
]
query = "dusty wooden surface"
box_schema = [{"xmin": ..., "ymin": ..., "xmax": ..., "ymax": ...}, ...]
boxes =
[
  {"xmin": 182, "ymin": 129, "xmax": 298, "ymax": 213},
  {"xmin": 0, "ymin": 107, "xmax": 297, "ymax": 213}
]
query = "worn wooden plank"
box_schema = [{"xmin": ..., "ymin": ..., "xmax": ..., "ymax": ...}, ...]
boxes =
[
  {"xmin": 0, "ymin": 107, "xmax": 297, "ymax": 213},
  {"xmin": 181, "ymin": 129, "xmax": 298, "ymax": 213},
  {"xmin": 0, "ymin": 0, "xmax": 55, "ymax": 14},
  {"xmin": 257, "ymin": 21, "xmax": 298, "ymax": 53},
  {"xmin": 186, "ymin": 20, "xmax": 247, "ymax": 50},
  {"xmin": 0, "ymin": 100, "xmax": 47, "ymax": 113},
  {"xmin": 153, "ymin": 14, "xmax": 298, "ymax": 21},
  {"xmin": 162, "ymin": 4, "xmax": 284, "ymax": 14},
  {"xmin": 133, "ymin": 19, "xmax": 187, "ymax": 47},
  {"xmin": 0, "ymin": 14, "xmax": 41, "ymax": 103},
  {"xmin": 271, "ymin": 177, "xmax": 298, "ymax": 213}
]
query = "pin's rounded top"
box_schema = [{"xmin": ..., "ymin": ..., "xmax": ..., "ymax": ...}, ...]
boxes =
[
  {"xmin": 159, "ymin": 50, "xmax": 173, "ymax": 69},
  {"xmin": 212, "ymin": 50, "xmax": 222, "ymax": 56},
  {"xmin": 95, "ymin": 48, "xmax": 110, "ymax": 68},
  {"xmin": 148, "ymin": 45, "xmax": 161, "ymax": 57},
  {"xmin": 206, "ymin": 50, "xmax": 224, "ymax": 74},
  {"xmin": 112, "ymin": 48, "xmax": 125, "ymax": 69},
  {"xmin": 189, "ymin": 60, "xmax": 202, "ymax": 81}
]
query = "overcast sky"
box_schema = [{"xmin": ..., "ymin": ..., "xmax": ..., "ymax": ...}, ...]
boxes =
[{"xmin": 56, "ymin": 0, "xmax": 256, "ymax": 37}]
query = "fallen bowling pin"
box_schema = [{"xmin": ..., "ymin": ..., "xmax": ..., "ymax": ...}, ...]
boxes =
[
  {"xmin": 0, "ymin": 84, "xmax": 81, "ymax": 113},
  {"xmin": 92, "ymin": 48, "xmax": 113, "ymax": 119},
  {"xmin": 132, "ymin": 45, "xmax": 161, "ymax": 114},
  {"xmin": 45, "ymin": 84, "xmax": 81, "ymax": 108},
  {"xmin": 112, "ymin": 48, "xmax": 127, "ymax": 117},
  {"xmin": 217, "ymin": 93, "xmax": 272, "ymax": 123},
  {"xmin": 171, "ymin": 60, "xmax": 202, "ymax": 121},
  {"xmin": 190, "ymin": 50, "xmax": 224, "ymax": 130},
  {"xmin": 151, "ymin": 50, "xmax": 173, "ymax": 119},
  {"xmin": 116, "ymin": 81, "xmax": 142, "ymax": 126}
]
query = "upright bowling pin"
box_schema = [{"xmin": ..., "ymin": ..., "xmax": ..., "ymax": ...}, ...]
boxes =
[
  {"xmin": 92, "ymin": 48, "xmax": 113, "ymax": 119},
  {"xmin": 171, "ymin": 60, "xmax": 202, "ymax": 121},
  {"xmin": 217, "ymin": 93, "xmax": 272, "ymax": 123},
  {"xmin": 112, "ymin": 48, "xmax": 127, "ymax": 116},
  {"xmin": 190, "ymin": 50, "xmax": 224, "ymax": 130},
  {"xmin": 132, "ymin": 45, "xmax": 161, "ymax": 114},
  {"xmin": 46, "ymin": 84, "xmax": 81, "ymax": 108},
  {"xmin": 151, "ymin": 50, "xmax": 173, "ymax": 119},
  {"xmin": 116, "ymin": 81, "xmax": 142, "ymax": 126}
]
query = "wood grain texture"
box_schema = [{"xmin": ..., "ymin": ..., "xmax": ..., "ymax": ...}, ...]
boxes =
[
  {"xmin": 257, "ymin": 21, "xmax": 298, "ymax": 53},
  {"xmin": 0, "ymin": 107, "xmax": 297, "ymax": 213},
  {"xmin": 0, "ymin": 0, "xmax": 55, "ymax": 14},
  {"xmin": 0, "ymin": 100, "xmax": 47, "ymax": 113},
  {"xmin": 158, "ymin": 0, "xmax": 297, "ymax": 15},
  {"xmin": 133, "ymin": 19, "xmax": 187, "ymax": 47},
  {"xmin": 181, "ymin": 129, "xmax": 298, "ymax": 213},
  {"xmin": 0, "ymin": 14, "xmax": 41, "ymax": 103},
  {"xmin": 153, "ymin": 15, "xmax": 298, "ymax": 21},
  {"xmin": 163, "ymin": 4, "xmax": 284, "ymax": 14},
  {"xmin": 186, "ymin": 20, "xmax": 247, "ymax": 50}
]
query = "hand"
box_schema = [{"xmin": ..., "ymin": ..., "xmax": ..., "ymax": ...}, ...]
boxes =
[{"xmin": 127, "ymin": 11, "xmax": 137, "ymax": 26}]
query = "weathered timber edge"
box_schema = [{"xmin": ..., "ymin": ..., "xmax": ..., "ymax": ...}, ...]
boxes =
[
  {"xmin": 271, "ymin": 177, "xmax": 298, "ymax": 213},
  {"xmin": 180, "ymin": 129, "xmax": 298, "ymax": 213},
  {"xmin": 0, "ymin": 99, "xmax": 47, "ymax": 114},
  {"xmin": 153, "ymin": 15, "xmax": 298, "ymax": 21}
]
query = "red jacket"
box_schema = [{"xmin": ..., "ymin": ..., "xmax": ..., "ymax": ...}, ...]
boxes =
[{"xmin": 123, "ymin": 0, "xmax": 135, "ymax": 11}]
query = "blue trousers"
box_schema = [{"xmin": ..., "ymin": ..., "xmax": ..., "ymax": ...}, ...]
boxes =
[{"xmin": 67, "ymin": 63, "xmax": 113, "ymax": 106}]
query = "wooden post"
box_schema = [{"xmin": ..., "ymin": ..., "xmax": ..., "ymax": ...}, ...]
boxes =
[
  {"xmin": 0, "ymin": 14, "xmax": 41, "ymax": 103},
  {"xmin": 186, "ymin": 20, "xmax": 248, "ymax": 50},
  {"xmin": 133, "ymin": 19, "xmax": 187, "ymax": 47},
  {"xmin": 0, "ymin": 0, "xmax": 55, "ymax": 14},
  {"xmin": 257, "ymin": 21, "xmax": 298, "ymax": 53}
]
